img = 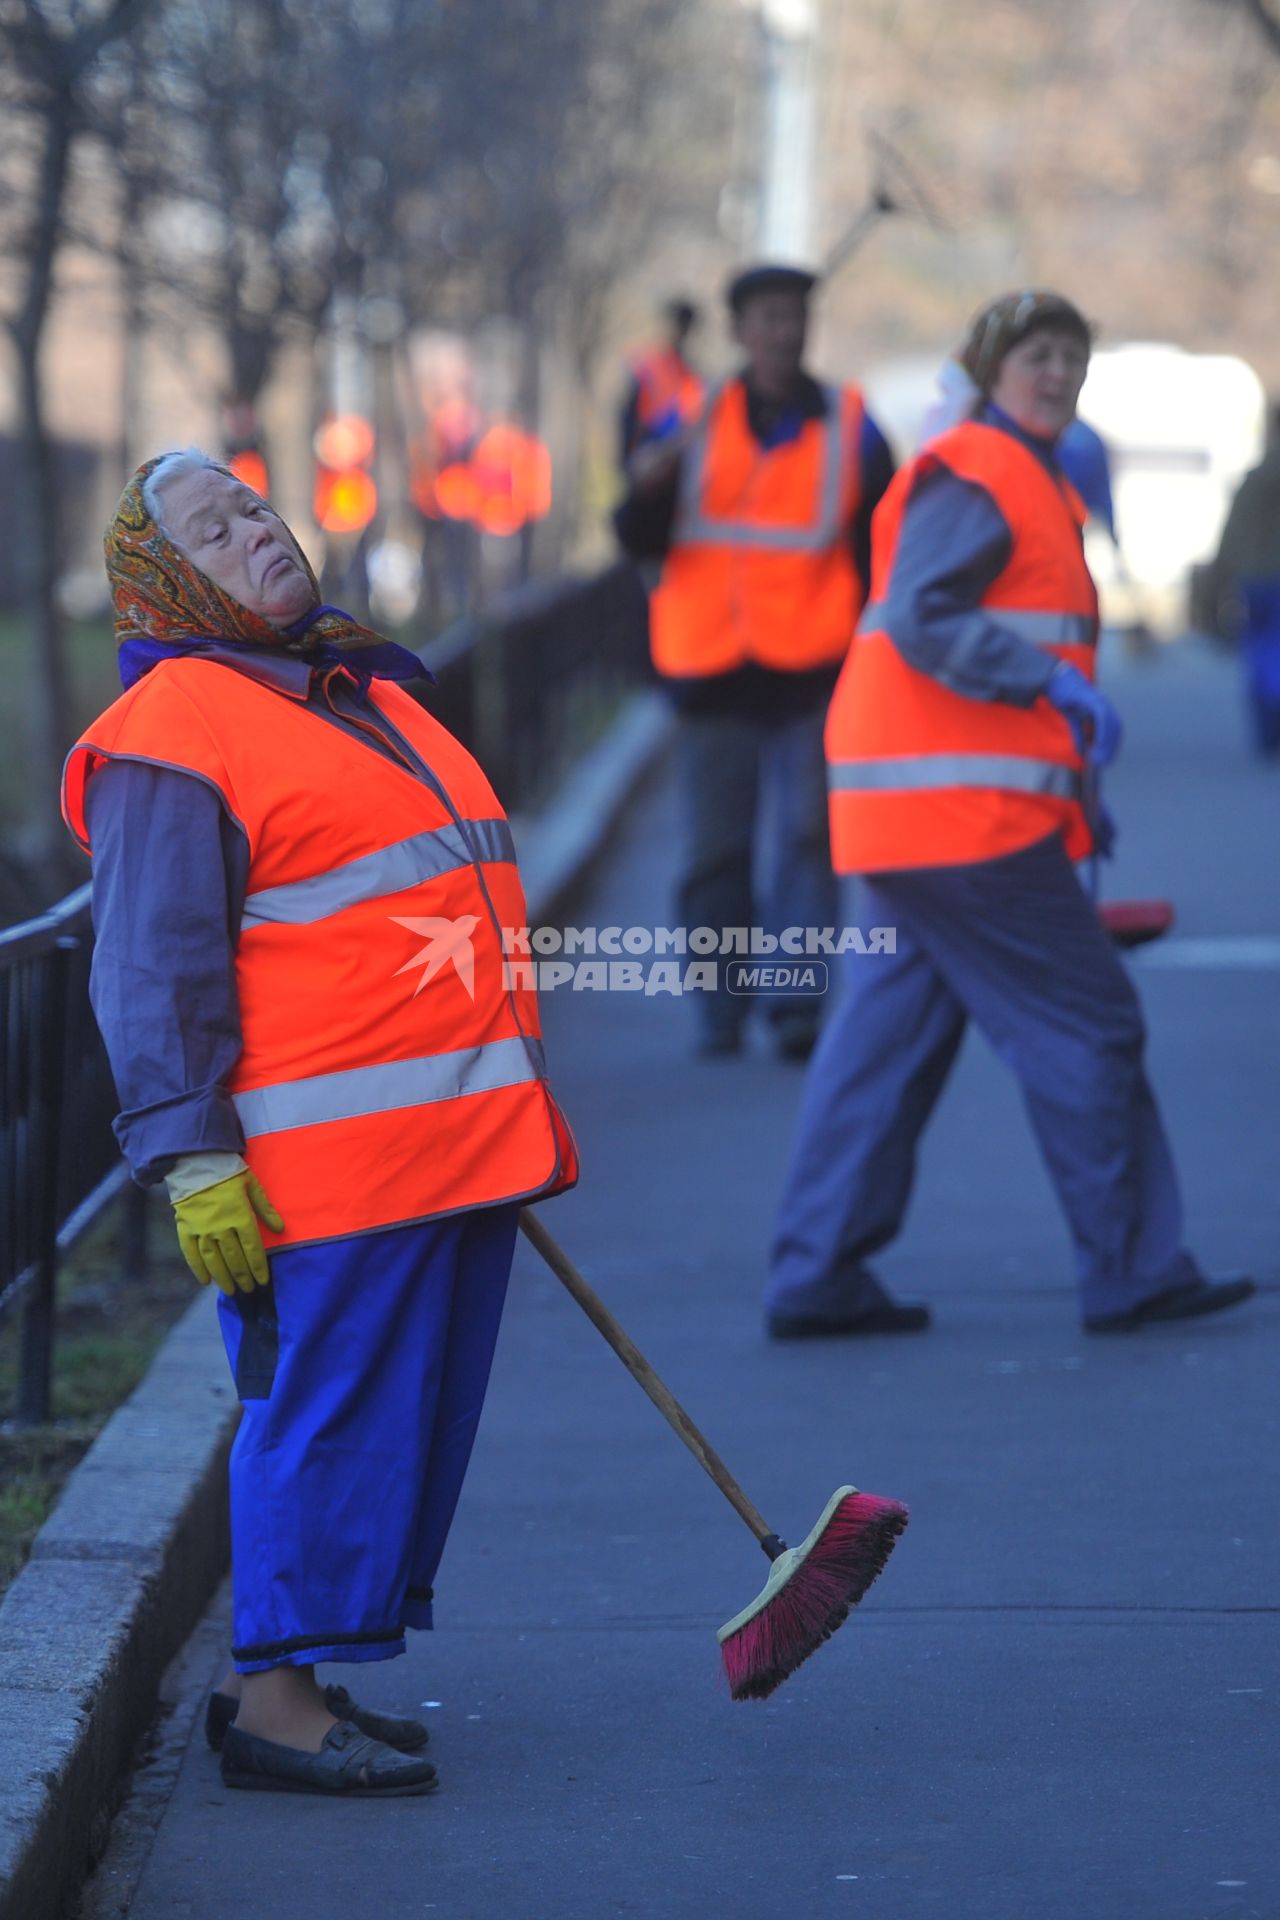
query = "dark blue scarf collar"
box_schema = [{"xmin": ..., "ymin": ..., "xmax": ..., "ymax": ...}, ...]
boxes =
[{"xmin": 118, "ymin": 606, "xmax": 433, "ymax": 695}]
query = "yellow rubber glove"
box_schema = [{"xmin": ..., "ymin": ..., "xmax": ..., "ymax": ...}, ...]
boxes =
[{"xmin": 173, "ymin": 1169, "xmax": 284, "ymax": 1296}]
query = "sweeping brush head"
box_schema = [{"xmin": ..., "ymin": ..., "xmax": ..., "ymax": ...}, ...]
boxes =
[{"xmin": 717, "ymin": 1486, "xmax": 908, "ymax": 1701}]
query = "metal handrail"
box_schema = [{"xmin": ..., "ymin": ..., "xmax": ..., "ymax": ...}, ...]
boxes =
[{"xmin": 1, "ymin": 885, "xmax": 134, "ymax": 1422}]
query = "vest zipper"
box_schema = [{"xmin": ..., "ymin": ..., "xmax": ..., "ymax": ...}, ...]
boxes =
[{"xmin": 355, "ymin": 692, "xmax": 547, "ymax": 1066}]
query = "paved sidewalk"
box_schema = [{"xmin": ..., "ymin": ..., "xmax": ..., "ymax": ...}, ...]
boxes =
[{"xmin": 95, "ymin": 641, "xmax": 1278, "ymax": 1920}]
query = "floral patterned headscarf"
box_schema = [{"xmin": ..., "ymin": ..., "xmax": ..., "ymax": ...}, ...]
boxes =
[{"xmin": 104, "ymin": 454, "xmax": 385, "ymax": 653}]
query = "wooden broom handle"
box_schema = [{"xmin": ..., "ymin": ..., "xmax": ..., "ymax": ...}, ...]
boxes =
[{"xmin": 519, "ymin": 1209, "xmax": 776, "ymax": 1547}]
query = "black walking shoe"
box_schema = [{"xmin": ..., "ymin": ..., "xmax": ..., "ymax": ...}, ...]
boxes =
[
  {"xmin": 220, "ymin": 1721, "xmax": 438, "ymax": 1797},
  {"xmin": 206, "ymin": 1686, "xmax": 429, "ymax": 1754},
  {"xmin": 1083, "ymin": 1275, "xmax": 1256, "ymax": 1333},
  {"xmin": 767, "ymin": 1301, "xmax": 933, "ymax": 1339}
]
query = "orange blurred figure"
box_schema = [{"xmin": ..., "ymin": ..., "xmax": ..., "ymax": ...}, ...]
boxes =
[
  {"xmin": 471, "ymin": 422, "xmax": 552, "ymax": 537},
  {"xmin": 315, "ymin": 466, "xmax": 378, "ymax": 535},
  {"xmin": 312, "ymin": 414, "xmax": 378, "ymax": 534},
  {"xmin": 228, "ymin": 449, "xmax": 269, "ymax": 497},
  {"xmin": 314, "ymin": 415, "xmax": 376, "ymax": 471}
]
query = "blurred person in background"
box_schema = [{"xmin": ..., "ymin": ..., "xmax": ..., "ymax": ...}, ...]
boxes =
[
  {"xmin": 63, "ymin": 452, "xmax": 577, "ymax": 1797},
  {"xmin": 618, "ymin": 295, "xmax": 704, "ymax": 474},
  {"xmin": 1056, "ymin": 414, "xmax": 1118, "ymax": 551},
  {"xmin": 614, "ymin": 263, "xmax": 895, "ymax": 1061},
  {"xmin": 766, "ymin": 290, "xmax": 1254, "ymax": 1339},
  {"xmin": 1208, "ymin": 397, "xmax": 1280, "ymax": 757}
]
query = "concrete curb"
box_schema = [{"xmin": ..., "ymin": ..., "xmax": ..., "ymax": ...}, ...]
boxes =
[
  {"xmin": 0, "ymin": 1299, "xmax": 234, "ymax": 1920},
  {"xmin": 0, "ymin": 686, "xmax": 672, "ymax": 1920}
]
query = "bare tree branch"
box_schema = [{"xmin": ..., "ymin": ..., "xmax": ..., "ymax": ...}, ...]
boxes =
[{"xmin": 1238, "ymin": 0, "xmax": 1280, "ymax": 53}]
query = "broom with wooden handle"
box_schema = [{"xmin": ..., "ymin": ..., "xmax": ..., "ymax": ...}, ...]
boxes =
[{"xmin": 518, "ymin": 1209, "xmax": 908, "ymax": 1701}]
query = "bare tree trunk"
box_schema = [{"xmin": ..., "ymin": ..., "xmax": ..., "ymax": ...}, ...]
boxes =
[
  {"xmin": 118, "ymin": 182, "xmax": 148, "ymax": 480},
  {"xmin": 11, "ymin": 105, "xmax": 77, "ymax": 898},
  {"xmin": 1240, "ymin": 0, "xmax": 1280, "ymax": 55}
]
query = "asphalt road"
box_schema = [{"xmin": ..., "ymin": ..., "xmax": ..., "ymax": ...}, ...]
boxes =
[{"xmin": 93, "ymin": 636, "xmax": 1278, "ymax": 1920}]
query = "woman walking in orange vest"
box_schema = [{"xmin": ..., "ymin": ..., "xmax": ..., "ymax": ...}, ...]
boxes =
[
  {"xmin": 766, "ymin": 292, "xmax": 1253, "ymax": 1338},
  {"xmin": 64, "ymin": 452, "xmax": 577, "ymax": 1794}
]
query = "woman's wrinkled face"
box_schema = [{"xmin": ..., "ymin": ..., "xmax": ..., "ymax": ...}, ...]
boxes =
[
  {"xmin": 156, "ymin": 467, "xmax": 315, "ymax": 626},
  {"xmin": 990, "ymin": 325, "xmax": 1089, "ymax": 440}
]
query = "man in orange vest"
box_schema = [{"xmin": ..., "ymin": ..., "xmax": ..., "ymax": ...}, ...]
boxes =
[
  {"xmin": 619, "ymin": 296, "xmax": 704, "ymax": 473},
  {"xmin": 615, "ymin": 263, "xmax": 895, "ymax": 1059},
  {"xmin": 64, "ymin": 452, "xmax": 577, "ymax": 1796},
  {"xmin": 767, "ymin": 290, "xmax": 1254, "ymax": 1337}
]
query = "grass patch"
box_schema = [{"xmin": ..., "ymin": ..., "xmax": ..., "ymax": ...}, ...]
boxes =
[
  {"xmin": 0, "ymin": 1428, "xmax": 97, "ymax": 1589},
  {"xmin": 0, "ymin": 1194, "xmax": 192, "ymax": 1595}
]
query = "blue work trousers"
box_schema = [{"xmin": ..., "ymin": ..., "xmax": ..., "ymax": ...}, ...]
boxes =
[
  {"xmin": 674, "ymin": 704, "xmax": 835, "ymax": 1039},
  {"xmin": 217, "ymin": 1204, "xmax": 518, "ymax": 1673},
  {"xmin": 768, "ymin": 834, "xmax": 1200, "ymax": 1323}
]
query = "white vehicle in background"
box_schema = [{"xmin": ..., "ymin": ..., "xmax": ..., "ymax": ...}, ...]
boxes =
[
  {"xmin": 1077, "ymin": 343, "xmax": 1266, "ymax": 637},
  {"xmin": 862, "ymin": 341, "xmax": 1267, "ymax": 639}
]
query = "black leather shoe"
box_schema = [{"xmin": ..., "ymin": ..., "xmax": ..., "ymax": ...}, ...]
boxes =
[
  {"xmin": 206, "ymin": 1686, "xmax": 429, "ymax": 1754},
  {"xmin": 767, "ymin": 1302, "xmax": 933, "ymax": 1339},
  {"xmin": 220, "ymin": 1721, "xmax": 438, "ymax": 1796},
  {"xmin": 1084, "ymin": 1276, "xmax": 1255, "ymax": 1333}
]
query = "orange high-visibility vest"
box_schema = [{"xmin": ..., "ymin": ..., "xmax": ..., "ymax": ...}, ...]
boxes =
[
  {"xmin": 630, "ymin": 346, "xmax": 703, "ymax": 433},
  {"xmin": 825, "ymin": 420, "xmax": 1099, "ymax": 874},
  {"xmin": 649, "ymin": 379, "xmax": 867, "ymax": 679},
  {"xmin": 63, "ymin": 659, "xmax": 578, "ymax": 1249}
]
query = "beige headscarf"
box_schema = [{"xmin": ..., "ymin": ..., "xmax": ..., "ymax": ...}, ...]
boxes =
[{"xmin": 958, "ymin": 291, "xmax": 1093, "ymax": 396}]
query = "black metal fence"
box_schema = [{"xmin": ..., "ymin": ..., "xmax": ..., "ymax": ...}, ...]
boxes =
[
  {"xmin": 0, "ymin": 885, "xmax": 143, "ymax": 1425},
  {"xmin": 0, "ymin": 563, "xmax": 650, "ymax": 1425},
  {"xmin": 420, "ymin": 560, "xmax": 651, "ymax": 810}
]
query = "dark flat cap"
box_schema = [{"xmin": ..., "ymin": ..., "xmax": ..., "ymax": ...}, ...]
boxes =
[{"xmin": 725, "ymin": 263, "xmax": 818, "ymax": 312}]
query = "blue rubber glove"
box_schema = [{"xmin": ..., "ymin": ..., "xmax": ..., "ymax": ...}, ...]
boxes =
[
  {"xmin": 643, "ymin": 403, "xmax": 684, "ymax": 445},
  {"xmin": 1046, "ymin": 662, "xmax": 1124, "ymax": 768}
]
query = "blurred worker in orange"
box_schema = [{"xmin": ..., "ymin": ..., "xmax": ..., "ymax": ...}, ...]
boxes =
[
  {"xmin": 767, "ymin": 289, "xmax": 1254, "ymax": 1339},
  {"xmin": 222, "ymin": 399, "xmax": 269, "ymax": 499},
  {"xmin": 619, "ymin": 296, "xmax": 704, "ymax": 473},
  {"xmin": 614, "ymin": 263, "xmax": 895, "ymax": 1060},
  {"xmin": 408, "ymin": 345, "xmax": 485, "ymax": 616}
]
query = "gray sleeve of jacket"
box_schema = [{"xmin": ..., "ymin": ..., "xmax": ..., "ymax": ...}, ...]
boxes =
[
  {"xmin": 881, "ymin": 466, "xmax": 1062, "ymax": 707},
  {"xmin": 85, "ymin": 760, "xmax": 251, "ymax": 1185}
]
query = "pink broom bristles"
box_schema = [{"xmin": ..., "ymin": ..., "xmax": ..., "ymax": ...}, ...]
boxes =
[{"xmin": 718, "ymin": 1487, "xmax": 908, "ymax": 1701}]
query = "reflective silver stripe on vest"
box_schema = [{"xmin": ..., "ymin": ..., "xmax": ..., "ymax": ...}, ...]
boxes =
[
  {"xmin": 674, "ymin": 382, "xmax": 846, "ymax": 552},
  {"xmin": 829, "ymin": 754, "xmax": 1081, "ymax": 799},
  {"xmin": 241, "ymin": 818, "xmax": 516, "ymax": 929},
  {"xmin": 858, "ymin": 603, "xmax": 1096, "ymax": 650},
  {"xmin": 233, "ymin": 1033, "xmax": 547, "ymax": 1139}
]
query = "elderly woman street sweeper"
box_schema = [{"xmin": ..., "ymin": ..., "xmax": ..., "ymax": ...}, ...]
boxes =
[{"xmin": 63, "ymin": 451, "xmax": 578, "ymax": 1797}]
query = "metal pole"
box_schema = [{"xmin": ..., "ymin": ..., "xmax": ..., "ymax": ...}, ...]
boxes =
[
  {"xmin": 758, "ymin": 0, "xmax": 818, "ymax": 261},
  {"xmin": 121, "ymin": 1180, "xmax": 149, "ymax": 1283},
  {"xmin": 16, "ymin": 935, "xmax": 73, "ymax": 1426}
]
